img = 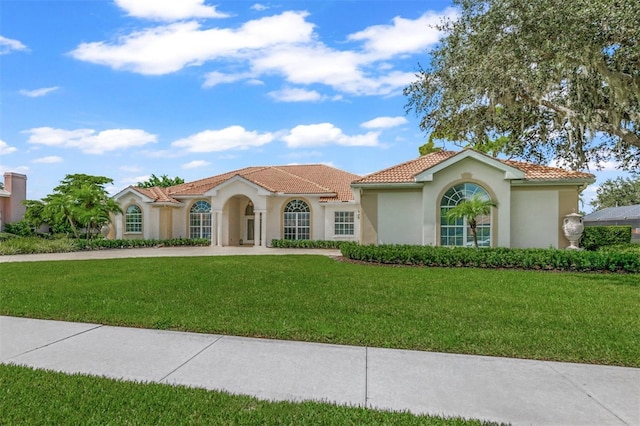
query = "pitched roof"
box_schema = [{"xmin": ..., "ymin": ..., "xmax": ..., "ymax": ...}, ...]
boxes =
[
  {"xmin": 127, "ymin": 164, "xmax": 361, "ymax": 203},
  {"xmin": 354, "ymin": 150, "xmax": 595, "ymax": 184},
  {"xmin": 583, "ymin": 205, "xmax": 640, "ymax": 221}
]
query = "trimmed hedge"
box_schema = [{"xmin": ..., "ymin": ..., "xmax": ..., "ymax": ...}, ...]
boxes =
[
  {"xmin": 76, "ymin": 238, "xmax": 211, "ymax": 250},
  {"xmin": 582, "ymin": 226, "xmax": 632, "ymax": 250},
  {"xmin": 340, "ymin": 243, "xmax": 640, "ymax": 273},
  {"xmin": 270, "ymin": 239, "xmax": 348, "ymax": 249}
]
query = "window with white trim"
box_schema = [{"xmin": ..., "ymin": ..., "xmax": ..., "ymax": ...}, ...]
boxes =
[
  {"xmin": 190, "ymin": 200, "xmax": 212, "ymax": 239},
  {"xmin": 283, "ymin": 199, "xmax": 310, "ymax": 240},
  {"xmin": 125, "ymin": 205, "xmax": 142, "ymax": 233},
  {"xmin": 334, "ymin": 211, "xmax": 354, "ymax": 236},
  {"xmin": 440, "ymin": 183, "xmax": 491, "ymax": 247}
]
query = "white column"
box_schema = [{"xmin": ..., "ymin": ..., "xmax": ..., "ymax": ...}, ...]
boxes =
[
  {"xmin": 215, "ymin": 210, "xmax": 223, "ymax": 247},
  {"xmin": 210, "ymin": 211, "xmax": 216, "ymax": 246},
  {"xmin": 260, "ymin": 210, "xmax": 267, "ymax": 247},
  {"xmin": 254, "ymin": 211, "xmax": 261, "ymax": 247}
]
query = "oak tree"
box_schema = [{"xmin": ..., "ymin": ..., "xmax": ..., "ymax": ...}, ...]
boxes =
[{"xmin": 405, "ymin": 0, "xmax": 640, "ymax": 171}]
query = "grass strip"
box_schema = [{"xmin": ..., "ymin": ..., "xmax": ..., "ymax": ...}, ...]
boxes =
[
  {"xmin": 0, "ymin": 364, "xmax": 498, "ymax": 425},
  {"xmin": 1, "ymin": 255, "xmax": 638, "ymax": 366}
]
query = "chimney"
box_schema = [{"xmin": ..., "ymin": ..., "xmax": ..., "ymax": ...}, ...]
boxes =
[{"xmin": 3, "ymin": 172, "xmax": 27, "ymax": 225}]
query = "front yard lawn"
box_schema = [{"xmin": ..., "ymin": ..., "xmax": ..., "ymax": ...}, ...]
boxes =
[
  {"xmin": 0, "ymin": 364, "xmax": 495, "ymax": 425},
  {"xmin": 1, "ymin": 255, "xmax": 638, "ymax": 366}
]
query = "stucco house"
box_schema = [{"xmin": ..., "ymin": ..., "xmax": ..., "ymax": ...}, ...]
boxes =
[
  {"xmin": 111, "ymin": 165, "xmax": 361, "ymax": 246},
  {"xmin": 110, "ymin": 150, "xmax": 595, "ymax": 249},
  {"xmin": 0, "ymin": 172, "xmax": 27, "ymax": 231},
  {"xmin": 353, "ymin": 150, "xmax": 595, "ymax": 248}
]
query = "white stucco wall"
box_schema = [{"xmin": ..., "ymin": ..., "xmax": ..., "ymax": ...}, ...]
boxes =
[
  {"xmin": 421, "ymin": 157, "xmax": 512, "ymax": 247},
  {"xmin": 510, "ymin": 189, "xmax": 559, "ymax": 248},
  {"xmin": 114, "ymin": 194, "xmax": 158, "ymax": 239},
  {"xmin": 377, "ymin": 190, "xmax": 423, "ymax": 244},
  {"xmin": 322, "ymin": 203, "xmax": 360, "ymax": 242}
]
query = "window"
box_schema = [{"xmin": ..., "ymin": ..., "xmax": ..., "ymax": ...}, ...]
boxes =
[
  {"xmin": 440, "ymin": 183, "xmax": 491, "ymax": 247},
  {"xmin": 190, "ymin": 200, "xmax": 212, "ymax": 239},
  {"xmin": 245, "ymin": 201, "xmax": 254, "ymax": 216},
  {"xmin": 283, "ymin": 199, "xmax": 310, "ymax": 240},
  {"xmin": 334, "ymin": 211, "xmax": 354, "ymax": 236},
  {"xmin": 125, "ymin": 205, "xmax": 142, "ymax": 233}
]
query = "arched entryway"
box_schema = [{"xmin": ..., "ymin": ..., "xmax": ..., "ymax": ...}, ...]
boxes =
[{"xmin": 223, "ymin": 195, "xmax": 258, "ymax": 246}]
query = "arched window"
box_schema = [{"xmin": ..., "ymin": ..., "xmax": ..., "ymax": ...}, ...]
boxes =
[
  {"xmin": 190, "ymin": 200, "xmax": 212, "ymax": 239},
  {"xmin": 440, "ymin": 183, "xmax": 492, "ymax": 247},
  {"xmin": 283, "ymin": 199, "xmax": 310, "ymax": 240},
  {"xmin": 125, "ymin": 205, "xmax": 142, "ymax": 233}
]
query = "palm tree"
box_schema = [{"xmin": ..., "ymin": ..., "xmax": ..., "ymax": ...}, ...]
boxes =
[{"xmin": 446, "ymin": 194, "xmax": 497, "ymax": 248}]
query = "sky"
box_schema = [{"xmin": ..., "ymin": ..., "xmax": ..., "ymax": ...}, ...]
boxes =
[{"xmin": 0, "ymin": 0, "xmax": 631, "ymax": 212}]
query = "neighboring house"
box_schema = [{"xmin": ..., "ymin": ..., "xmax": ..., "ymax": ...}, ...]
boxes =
[
  {"xmin": 110, "ymin": 150, "xmax": 595, "ymax": 248},
  {"xmin": 111, "ymin": 165, "xmax": 361, "ymax": 246},
  {"xmin": 352, "ymin": 150, "xmax": 595, "ymax": 248},
  {"xmin": 583, "ymin": 205, "xmax": 640, "ymax": 243},
  {"xmin": 0, "ymin": 172, "xmax": 27, "ymax": 231}
]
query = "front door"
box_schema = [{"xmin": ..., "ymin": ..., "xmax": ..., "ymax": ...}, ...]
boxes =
[{"xmin": 244, "ymin": 217, "xmax": 255, "ymax": 245}]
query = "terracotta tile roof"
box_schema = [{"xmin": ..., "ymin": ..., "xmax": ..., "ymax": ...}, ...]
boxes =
[
  {"xmin": 137, "ymin": 165, "xmax": 361, "ymax": 203},
  {"xmin": 354, "ymin": 150, "xmax": 595, "ymax": 184},
  {"xmin": 129, "ymin": 186, "xmax": 181, "ymax": 204},
  {"xmin": 354, "ymin": 151, "xmax": 457, "ymax": 184},
  {"xmin": 501, "ymin": 159, "xmax": 595, "ymax": 180}
]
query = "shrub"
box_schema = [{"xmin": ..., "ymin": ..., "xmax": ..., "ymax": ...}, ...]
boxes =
[
  {"xmin": 0, "ymin": 236, "xmax": 77, "ymax": 255},
  {"xmin": 76, "ymin": 238, "xmax": 211, "ymax": 250},
  {"xmin": 340, "ymin": 243, "xmax": 640, "ymax": 273},
  {"xmin": 3, "ymin": 221, "xmax": 35, "ymax": 237},
  {"xmin": 582, "ymin": 226, "xmax": 632, "ymax": 250},
  {"xmin": 270, "ymin": 239, "xmax": 348, "ymax": 249}
]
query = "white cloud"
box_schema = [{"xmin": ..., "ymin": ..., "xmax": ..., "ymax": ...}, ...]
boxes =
[
  {"xmin": 70, "ymin": 12, "xmax": 314, "ymax": 75},
  {"xmin": 251, "ymin": 44, "xmax": 415, "ymax": 96},
  {"xmin": 172, "ymin": 125, "xmax": 275, "ymax": 152},
  {"xmin": 282, "ymin": 123, "xmax": 380, "ymax": 148},
  {"xmin": 114, "ymin": 0, "xmax": 229, "ymax": 21},
  {"xmin": 268, "ymin": 87, "xmax": 324, "ymax": 102},
  {"xmin": 348, "ymin": 9, "xmax": 457, "ymax": 59},
  {"xmin": 24, "ymin": 127, "xmax": 157, "ymax": 154},
  {"xmin": 19, "ymin": 86, "xmax": 60, "ymax": 97},
  {"xmin": 361, "ymin": 116, "xmax": 408, "ymax": 129},
  {"xmin": 0, "ymin": 140, "xmax": 18, "ymax": 155},
  {"xmin": 203, "ymin": 71, "xmax": 253, "ymax": 87},
  {"xmin": 183, "ymin": 160, "xmax": 210, "ymax": 169},
  {"xmin": 0, "ymin": 165, "xmax": 29, "ymax": 174},
  {"xmin": 32, "ymin": 156, "xmax": 63, "ymax": 164},
  {"xmin": 251, "ymin": 4, "xmax": 268, "ymax": 12},
  {"xmin": 0, "ymin": 35, "xmax": 28, "ymax": 55},
  {"xmin": 121, "ymin": 175, "xmax": 151, "ymax": 185},
  {"xmin": 68, "ymin": 8, "xmax": 453, "ymax": 98}
]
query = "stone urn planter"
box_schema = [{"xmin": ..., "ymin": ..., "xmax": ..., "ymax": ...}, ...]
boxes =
[{"xmin": 562, "ymin": 212, "xmax": 584, "ymax": 250}]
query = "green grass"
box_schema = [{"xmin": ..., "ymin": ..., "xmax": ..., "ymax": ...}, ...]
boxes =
[
  {"xmin": 0, "ymin": 364, "xmax": 497, "ymax": 425},
  {"xmin": 1, "ymin": 255, "xmax": 638, "ymax": 366}
]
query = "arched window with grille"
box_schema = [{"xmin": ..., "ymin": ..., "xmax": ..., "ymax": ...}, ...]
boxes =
[
  {"xmin": 440, "ymin": 183, "xmax": 492, "ymax": 247},
  {"xmin": 190, "ymin": 200, "xmax": 212, "ymax": 239},
  {"xmin": 125, "ymin": 205, "xmax": 142, "ymax": 233},
  {"xmin": 283, "ymin": 199, "xmax": 310, "ymax": 240}
]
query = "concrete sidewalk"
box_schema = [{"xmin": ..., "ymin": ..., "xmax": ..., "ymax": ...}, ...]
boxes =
[{"xmin": 1, "ymin": 316, "xmax": 638, "ymax": 425}]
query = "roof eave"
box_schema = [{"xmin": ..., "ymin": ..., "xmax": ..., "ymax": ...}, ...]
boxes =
[
  {"xmin": 351, "ymin": 182, "xmax": 423, "ymax": 189},
  {"xmin": 510, "ymin": 178, "xmax": 596, "ymax": 187}
]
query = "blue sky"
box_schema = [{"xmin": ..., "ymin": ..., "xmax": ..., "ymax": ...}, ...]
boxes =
[{"xmin": 0, "ymin": 0, "xmax": 630, "ymax": 212}]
